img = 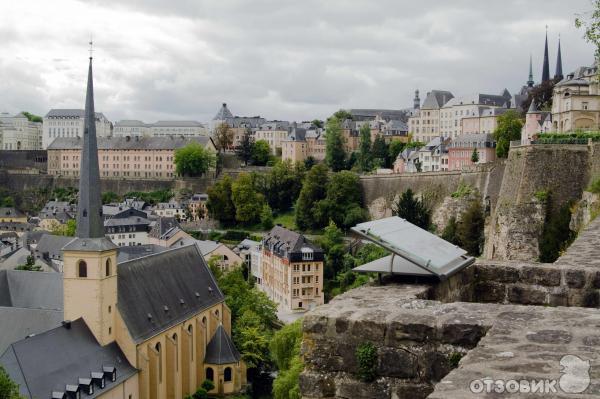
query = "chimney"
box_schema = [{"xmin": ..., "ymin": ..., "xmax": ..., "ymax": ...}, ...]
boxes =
[{"xmin": 62, "ymin": 320, "xmax": 72, "ymax": 329}]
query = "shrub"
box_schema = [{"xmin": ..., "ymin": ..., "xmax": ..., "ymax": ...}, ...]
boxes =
[
  {"xmin": 588, "ymin": 178, "xmax": 600, "ymax": 194},
  {"xmin": 539, "ymin": 201, "xmax": 576, "ymax": 263},
  {"xmin": 448, "ymin": 352, "xmax": 463, "ymax": 368},
  {"xmin": 222, "ymin": 230, "xmax": 250, "ymax": 241},
  {"xmin": 200, "ymin": 379, "xmax": 214, "ymax": 392},
  {"xmin": 355, "ymin": 342, "xmax": 378, "ymax": 382},
  {"xmin": 451, "ymin": 182, "xmax": 473, "ymax": 198},
  {"xmin": 192, "ymin": 387, "xmax": 207, "ymax": 399},
  {"xmin": 456, "ymin": 201, "xmax": 485, "ymax": 256},
  {"xmin": 534, "ymin": 189, "xmax": 549, "ymax": 202}
]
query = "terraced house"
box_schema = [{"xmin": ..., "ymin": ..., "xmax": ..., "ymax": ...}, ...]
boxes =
[{"xmin": 1, "ymin": 56, "xmax": 246, "ymax": 399}]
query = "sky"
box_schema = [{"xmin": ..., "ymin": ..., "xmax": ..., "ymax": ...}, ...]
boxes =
[{"xmin": 0, "ymin": 0, "xmax": 597, "ymax": 123}]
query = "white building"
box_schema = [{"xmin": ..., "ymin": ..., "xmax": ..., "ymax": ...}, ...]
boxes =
[
  {"xmin": 113, "ymin": 120, "xmax": 208, "ymax": 138},
  {"xmin": 43, "ymin": 109, "xmax": 112, "ymax": 149},
  {"xmin": 0, "ymin": 113, "xmax": 43, "ymax": 150},
  {"xmin": 104, "ymin": 216, "xmax": 151, "ymax": 247},
  {"xmin": 113, "ymin": 120, "xmax": 151, "ymax": 137},
  {"xmin": 153, "ymin": 200, "xmax": 187, "ymax": 220},
  {"xmin": 417, "ymin": 137, "xmax": 449, "ymax": 172},
  {"xmin": 255, "ymin": 121, "xmax": 291, "ymax": 155},
  {"xmin": 439, "ymin": 93, "xmax": 511, "ymax": 139}
]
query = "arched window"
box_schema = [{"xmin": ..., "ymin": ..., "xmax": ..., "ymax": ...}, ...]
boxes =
[
  {"xmin": 155, "ymin": 342, "xmax": 162, "ymax": 382},
  {"xmin": 172, "ymin": 333, "xmax": 178, "ymax": 370},
  {"xmin": 215, "ymin": 309, "xmax": 220, "ymax": 319},
  {"xmin": 202, "ymin": 316, "xmax": 207, "ymax": 326},
  {"xmin": 188, "ymin": 325, "xmax": 194, "ymax": 361},
  {"xmin": 205, "ymin": 367, "xmax": 214, "ymax": 382},
  {"xmin": 105, "ymin": 259, "xmax": 111, "ymax": 277},
  {"xmin": 224, "ymin": 367, "xmax": 232, "ymax": 382},
  {"xmin": 78, "ymin": 260, "xmax": 87, "ymax": 278}
]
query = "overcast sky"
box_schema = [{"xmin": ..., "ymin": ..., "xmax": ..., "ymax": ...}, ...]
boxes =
[{"xmin": 0, "ymin": 0, "xmax": 596, "ymax": 123}]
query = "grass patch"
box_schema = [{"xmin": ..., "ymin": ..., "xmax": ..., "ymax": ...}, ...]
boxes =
[
  {"xmin": 588, "ymin": 178, "xmax": 600, "ymax": 194},
  {"xmin": 451, "ymin": 182, "xmax": 473, "ymax": 198},
  {"xmin": 273, "ymin": 211, "xmax": 296, "ymax": 230}
]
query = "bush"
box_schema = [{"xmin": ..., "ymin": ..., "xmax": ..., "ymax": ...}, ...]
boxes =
[
  {"xmin": 451, "ymin": 182, "xmax": 473, "ymax": 198},
  {"xmin": 539, "ymin": 201, "xmax": 576, "ymax": 263},
  {"xmin": 456, "ymin": 201, "xmax": 485, "ymax": 256},
  {"xmin": 200, "ymin": 379, "xmax": 214, "ymax": 392},
  {"xmin": 222, "ymin": 230, "xmax": 250, "ymax": 241},
  {"xmin": 260, "ymin": 204, "xmax": 274, "ymax": 230},
  {"xmin": 441, "ymin": 216, "xmax": 459, "ymax": 245},
  {"xmin": 588, "ymin": 178, "xmax": 600, "ymax": 194},
  {"xmin": 355, "ymin": 342, "xmax": 378, "ymax": 382},
  {"xmin": 192, "ymin": 387, "xmax": 207, "ymax": 399}
]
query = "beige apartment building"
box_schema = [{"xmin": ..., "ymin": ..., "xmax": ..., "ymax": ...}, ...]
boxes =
[
  {"xmin": 408, "ymin": 90, "xmax": 454, "ymax": 143},
  {"xmin": 258, "ymin": 226, "xmax": 324, "ymax": 311},
  {"xmin": 461, "ymin": 107, "xmax": 508, "ymax": 135},
  {"xmin": 254, "ymin": 121, "xmax": 290, "ymax": 155},
  {"xmin": 47, "ymin": 136, "xmax": 216, "ymax": 179}
]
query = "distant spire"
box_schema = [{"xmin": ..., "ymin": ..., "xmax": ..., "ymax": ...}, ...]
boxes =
[
  {"xmin": 542, "ymin": 26, "xmax": 550, "ymax": 82},
  {"xmin": 75, "ymin": 52, "xmax": 104, "ymax": 238},
  {"xmin": 413, "ymin": 89, "xmax": 420, "ymax": 109},
  {"xmin": 555, "ymin": 34, "xmax": 563, "ymax": 80},
  {"xmin": 527, "ymin": 54, "xmax": 535, "ymax": 87},
  {"xmin": 528, "ymin": 99, "xmax": 539, "ymax": 113}
]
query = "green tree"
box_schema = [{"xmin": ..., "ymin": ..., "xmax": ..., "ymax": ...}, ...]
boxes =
[
  {"xmin": 321, "ymin": 171, "xmax": 365, "ymax": 229},
  {"xmin": 236, "ymin": 128, "xmax": 253, "ymax": 166},
  {"xmin": 260, "ymin": 204, "xmax": 274, "ymax": 230},
  {"xmin": 272, "ymin": 356, "xmax": 302, "ymax": 399},
  {"xmin": 271, "ymin": 320, "xmax": 303, "ymax": 399},
  {"xmin": 207, "ymin": 175, "xmax": 236, "ymax": 225},
  {"xmin": 441, "ymin": 216, "xmax": 460, "ymax": 245},
  {"xmin": 303, "ymin": 156, "xmax": 316, "ymax": 170},
  {"xmin": 15, "ymin": 255, "xmax": 42, "ymax": 272},
  {"xmin": 357, "ymin": 124, "xmax": 372, "ymax": 172},
  {"xmin": 371, "ymin": 134, "xmax": 389, "ymax": 168},
  {"xmin": 456, "ymin": 201, "xmax": 485, "ymax": 256},
  {"xmin": 311, "ymin": 119, "xmax": 324, "ymax": 128},
  {"xmin": 251, "ymin": 140, "xmax": 271, "ymax": 166},
  {"xmin": 266, "ymin": 161, "xmax": 305, "ymax": 213},
  {"xmin": 392, "ymin": 189, "xmax": 431, "ymax": 230},
  {"xmin": 21, "ymin": 111, "xmax": 42, "ymax": 123},
  {"xmin": 101, "ymin": 191, "xmax": 120, "ymax": 204},
  {"xmin": 576, "ymin": 1, "xmax": 600, "ymax": 64},
  {"xmin": 325, "ymin": 116, "xmax": 347, "ymax": 172},
  {"xmin": 52, "ymin": 219, "xmax": 76, "ymax": 237},
  {"xmin": 174, "ymin": 142, "xmax": 216, "ymax": 177},
  {"xmin": 318, "ymin": 221, "xmax": 346, "ymax": 281},
  {"xmin": 388, "ymin": 140, "xmax": 406, "ymax": 165},
  {"xmin": 493, "ymin": 110, "xmax": 523, "ymax": 158},
  {"xmin": 539, "ymin": 201, "xmax": 576, "ymax": 263},
  {"xmin": 231, "ymin": 173, "xmax": 265, "ymax": 225},
  {"xmin": 333, "ymin": 109, "xmax": 352, "ymax": 120},
  {"xmin": 214, "ymin": 123, "xmax": 234, "ymax": 153},
  {"xmin": 471, "ymin": 148, "xmax": 480, "ymax": 163},
  {"xmin": 295, "ymin": 164, "xmax": 329, "ymax": 230},
  {"xmin": 0, "ymin": 365, "xmax": 21, "ymax": 399}
]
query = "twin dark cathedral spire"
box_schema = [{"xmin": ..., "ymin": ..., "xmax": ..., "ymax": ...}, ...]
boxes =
[
  {"xmin": 75, "ymin": 55, "xmax": 104, "ymax": 239},
  {"xmin": 536, "ymin": 29, "xmax": 563, "ymax": 86}
]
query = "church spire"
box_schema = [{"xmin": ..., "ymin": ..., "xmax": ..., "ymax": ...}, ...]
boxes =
[
  {"xmin": 527, "ymin": 54, "xmax": 534, "ymax": 87},
  {"xmin": 76, "ymin": 44, "xmax": 104, "ymax": 238},
  {"xmin": 542, "ymin": 26, "xmax": 550, "ymax": 82},
  {"xmin": 555, "ymin": 34, "xmax": 563, "ymax": 80}
]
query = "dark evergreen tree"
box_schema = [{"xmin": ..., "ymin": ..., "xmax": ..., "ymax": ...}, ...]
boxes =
[
  {"xmin": 325, "ymin": 116, "xmax": 347, "ymax": 172},
  {"xmin": 236, "ymin": 128, "xmax": 253, "ymax": 166},
  {"xmin": 392, "ymin": 188, "xmax": 431, "ymax": 230},
  {"xmin": 456, "ymin": 201, "xmax": 485, "ymax": 256},
  {"xmin": 357, "ymin": 124, "xmax": 372, "ymax": 172}
]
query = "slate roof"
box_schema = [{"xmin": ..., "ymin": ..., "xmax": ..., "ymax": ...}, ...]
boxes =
[
  {"xmin": 47, "ymin": 136, "xmax": 213, "ymax": 150},
  {"xmin": 213, "ymin": 103, "xmax": 234, "ymax": 120},
  {"xmin": 0, "ymin": 319, "xmax": 137, "ymax": 399},
  {"xmin": 117, "ymin": 244, "xmax": 225, "ymax": 342},
  {"xmin": 204, "ymin": 325, "xmax": 241, "ymax": 365},
  {"xmin": 148, "ymin": 217, "xmax": 181, "ymax": 240},
  {"xmin": 104, "ymin": 216, "xmax": 150, "ymax": 227},
  {"xmin": 0, "ymin": 207, "xmax": 25, "ymax": 219},
  {"xmin": 116, "ymin": 244, "xmax": 168, "ymax": 263},
  {"xmin": 0, "ymin": 307, "xmax": 62, "ymax": 356},
  {"xmin": 44, "ymin": 109, "xmax": 108, "ymax": 120},
  {"xmin": 114, "ymin": 120, "xmax": 149, "ymax": 127},
  {"xmin": 348, "ymin": 109, "xmax": 409, "ymax": 122},
  {"xmin": 421, "ymin": 90, "xmax": 454, "ymax": 109},
  {"xmin": 62, "ymin": 237, "xmax": 117, "ymax": 252},
  {"xmin": 0, "ymin": 270, "xmax": 63, "ymax": 310},
  {"xmin": 262, "ymin": 226, "xmax": 323, "ymax": 261},
  {"xmin": 152, "ymin": 120, "xmax": 204, "ymax": 127},
  {"xmin": 35, "ymin": 235, "xmax": 76, "ymax": 262}
]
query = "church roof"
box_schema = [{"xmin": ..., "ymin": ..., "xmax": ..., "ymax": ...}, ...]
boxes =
[
  {"xmin": 204, "ymin": 325, "xmax": 241, "ymax": 365},
  {"xmin": 0, "ymin": 270, "xmax": 63, "ymax": 310},
  {"xmin": 117, "ymin": 244, "xmax": 225, "ymax": 342},
  {"xmin": 528, "ymin": 100, "xmax": 540, "ymax": 113},
  {"xmin": 213, "ymin": 103, "xmax": 234, "ymax": 120},
  {"xmin": 0, "ymin": 318, "xmax": 137, "ymax": 399}
]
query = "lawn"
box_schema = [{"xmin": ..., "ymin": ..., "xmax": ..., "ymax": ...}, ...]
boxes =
[{"xmin": 273, "ymin": 211, "xmax": 296, "ymax": 230}]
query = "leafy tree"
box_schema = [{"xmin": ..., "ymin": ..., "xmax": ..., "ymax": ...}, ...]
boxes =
[
  {"xmin": 271, "ymin": 320, "xmax": 303, "ymax": 399},
  {"xmin": 207, "ymin": 175, "xmax": 236, "ymax": 225},
  {"xmin": 321, "ymin": 171, "xmax": 365, "ymax": 229},
  {"xmin": 493, "ymin": 110, "xmax": 523, "ymax": 158},
  {"xmin": 15, "ymin": 255, "xmax": 42, "ymax": 272},
  {"xmin": 214, "ymin": 123, "xmax": 234, "ymax": 153},
  {"xmin": 231, "ymin": 173, "xmax": 265, "ymax": 225},
  {"xmin": 295, "ymin": 164, "xmax": 329, "ymax": 230},
  {"xmin": 393, "ymin": 189, "xmax": 431, "ymax": 230},
  {"xmin": 357, "ymin": 124, "xmax": 372, "ymax": 172},
  {"xmin": 200, "ymin": 380, "xmax": 214, "ymax": 392},
  {"xmin": 371, "ymin": 134, "xmax": 389, "ymax": 168},
  {"xmin": 311, "ymin": 119, "xmax": 324, "ymax": 128},
  {"xmin": 272, "ymin": 356, "xmax": 302, "ymax": 399},
  {"xmin": 236, "ymin": 321, "xmax": 270, "ymax": 368},
  {"xmin": 260, "ymin": 204, "xmax": 274, "ymax": 230},
  {"xmin": 21, "ymin": 111, "xmax": 42, "ymax": 123},
  {"xmin": 325, "ymin": 116, "xmax": 347, "ymax": 172},
  {"xmin": 266, "ymin": 161, "xmax": 305, "ymax": 213},
  {"xmin": 174, "ymin": 142, "xmax": 216, "ymax": 177},
  {"xmin": 303, "ymin": 156, "xmax": 316, "ymax": 170},
  {"xmin": 333, "ymin": 109, "xmax": 353, "ymax": 121},
  {"xmin": 576, "ymin": 1, "xmax": 600, "ymax": 66},
  {"xmin": 318, "ymin": 221, "xmax": 346, "ymax": 280},
  {"xmin": 0, "ymin": 190, "xmax": 15, "ymax": 207},
  {"xmin": 388, "ymin": 140, "xmax": 406, "ymax": 165},
  {"xmin": 471, "ymin": 148, "xmax": 480, "ymax": 163},
  {"xmin": 456, "ymin": 201, "xmax": 485, "ymax": 256},
  {"xmin": 101, "ymin": 191, "xmax": 120, "ymax": 204},
  {"xmin": 441, "ymin": 216, "xmax": 460, "ymax": 245},
  {"xmin": 0, "ymin": 365, "xmax": 21, "ymax": 399},
  {"xmin": 236, "ymin": 128, "xmax": 253, "ymax": 166},
  {"xmin": 520, "ymin": 79, "xmax": 558, "ymax": 113},
  {"xmin": 251, "ymin": 140, "xmax": 271, "ymax": 166},
  {"xmin": 52, "ymin": 219, "xmax": 76, "ymax": 237}
]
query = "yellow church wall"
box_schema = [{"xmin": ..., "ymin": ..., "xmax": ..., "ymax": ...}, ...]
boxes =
[{"xmin": 96, "ymin": 373, "xmax": 139, "ymax": 399}]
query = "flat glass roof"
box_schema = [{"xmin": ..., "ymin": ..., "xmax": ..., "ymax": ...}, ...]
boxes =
[{"xmin": 351, "ymin": 216, "xmax": 475, "ymax": 279}]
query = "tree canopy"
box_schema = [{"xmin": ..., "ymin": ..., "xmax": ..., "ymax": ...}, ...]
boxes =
[
  {"xmin": 251, "ymin": 140, "xmax": 271, "ymax": 166},
  {"xmin": 236, "ymin": 128, "xmax": 253, "ymax": 166},
  {"xmin": 295, "ymin": 164, "xmax": 329, "ymax": 230},
  {"xmin": 207, "ymin": 175, "xmax": 236, "ymax": 226},
  {"xmin": 174, "ymin": 142, "xmax": 216, "ymax": 177},
  {"xmin": 231, "ymin": 173, "xmax": 266, "ymax": 225},
  {"xmin": 493, "ymin": 110, "xmax": 523, "ymax": 158},
  {"xmin": 393, "ymin": 188, "xmax": 431, "ymax": 230},
  {"xmin": 0, "ymin": 365, "xmax": 21, "ymax": 399},
  {"xmin": 357, "ymin": 124, "xmax": 372, "ymax": 172},
  {"xmin": 325, "ymin": 116, "xmax": 347, "ymax": 172},
  {"xmin": 214, "ymin": 123, "xmax": 234, "ymax": 152}
]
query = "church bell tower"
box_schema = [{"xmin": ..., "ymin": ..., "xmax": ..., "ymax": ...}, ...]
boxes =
[{"xmin": 62, "ymin": 45, "xmax": 118, "ymax": 346}]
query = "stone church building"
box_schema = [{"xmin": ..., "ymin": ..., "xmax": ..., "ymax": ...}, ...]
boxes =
[{"xmin": 0, "ymin": 56, "xmax": 246, "ymax": 398}]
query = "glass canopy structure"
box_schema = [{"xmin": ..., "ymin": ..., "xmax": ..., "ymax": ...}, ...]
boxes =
[{"xmin": 351, "ymin": 216, "xmax": 475, "ymax": 279}]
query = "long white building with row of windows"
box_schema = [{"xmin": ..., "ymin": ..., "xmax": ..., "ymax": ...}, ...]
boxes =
[{"xmin": 0, "ymin": 112, "xmax": 43, "ymax": 150}]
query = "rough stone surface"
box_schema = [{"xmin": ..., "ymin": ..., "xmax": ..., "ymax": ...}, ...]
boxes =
[
  {"xmin": 431, "ymin": 191, "xmax": 480, "ymax": 232},
  {"xmin": 571, "ymin": 191, "xmax": 600, "ymax": 232}
]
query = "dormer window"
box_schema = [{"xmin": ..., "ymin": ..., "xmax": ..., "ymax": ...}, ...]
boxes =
[
  {"xmin": 103, "ymin": 366, "xmax": 117, "ymax": 382},
  {"xmin": 65, "ymin": 385, "xmax": 80, "ymax": 399},
  {"xmin": 78, "ymin": 378, "xmax": 93, "ymax": 395},
  {"xmin": 301, "ymin": 247, "xmax": 314, "ymax": 260},
  {"xmin": 91, "ymin": 372, "xmax": 105, "ymax": 389},
  {"xmin": 52, "ymin": 392, "xmax": 66, "ymax": 399}
]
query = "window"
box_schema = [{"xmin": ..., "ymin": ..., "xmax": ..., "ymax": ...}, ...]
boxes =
[
  {"xmin": 155, "ymin": 342, "xmax": 162, "ymax": 382},
  {"xmin": 188, "ymin": 325, "xmax": 194, "ymax": 360},
  {"xmin": 78, "ymin": 260, "xmax": 87, "ymax": 278},
  {"xmin": 583, "ymin": 102, "xmax": 589, "ymax": 110},
  {"xmin": 105, "ymin": 259, "xmax": 111, "ymax": 276},
  {"xmin": 301, "ymin": 247, "xmax": 314, "ymax": 260},
  {"xmin": 224, "ymin": 367, "xmax": 232, "ymax": 382},
  {"xmin": 108, "ymin": 305, "xmax": 112, "ymax": 313},
  {"xmin": 206, "ymin": 367, "xmax": 214, "ymax": 382},
  {"xmin": 109, "ymin": 327, "xmax": 112, "ymax": 335}
]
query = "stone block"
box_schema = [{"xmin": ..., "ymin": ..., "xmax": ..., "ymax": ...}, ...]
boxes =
[
  {"xmin": 508, "ymin": 285, "xmax": 547, "ymax": 305},
  {"xmin": 377, "ymin": 347, "xmax": 418, "ymax": 378},
  {"xmin": 418, "ymin": 351, "xmax": 454, "ymax": 382},
  {"xmin": 350, "ymin": 318, "xmax": 385, "ymax": 342},
  {"xmin": 475, "ymin": 263, "xmax": 519, "ymax": 283},
  {"xmin": 592, "ymin": 271, "xmax": 600, "ymax": 289},
  {"xmin": 304, "ymin": 315, "xmax": 329, "ymax": 334},
  {"xmin": 520, "ymin": 266, "xmax": 561, "ymax": 286},
  {"xmin": 440, "ymin": 323, "xmax": 487, "ymax": 347},
  {"xmin": 548, "ymin": 292, "xmax": 568, "ymax": 306},
  {"xmin": 474, "ymin": 281, "xmax": 506, "ymax": 303},
  {"xmin": 298, "ymin": 371, "xmax": 336, "ymax": 398},
  {"xmin": 385, "ymin": 319, "xmax": 436, "ymax": 345},
  {"xmin": 334, "ymin": 374, "xmax": 390, "ymax": 399},
  {"xmin": 565, "ymin": 269, "xmax": 586, "ymax": 288},
  {"xmin": 390, "ymin": 382, "xmax": 433, "ymax": 399}
]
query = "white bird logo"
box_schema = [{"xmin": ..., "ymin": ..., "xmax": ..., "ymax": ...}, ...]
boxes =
[{"xmin": 559, "ymin": 355, "xmax": 590, "ymax": 394}]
